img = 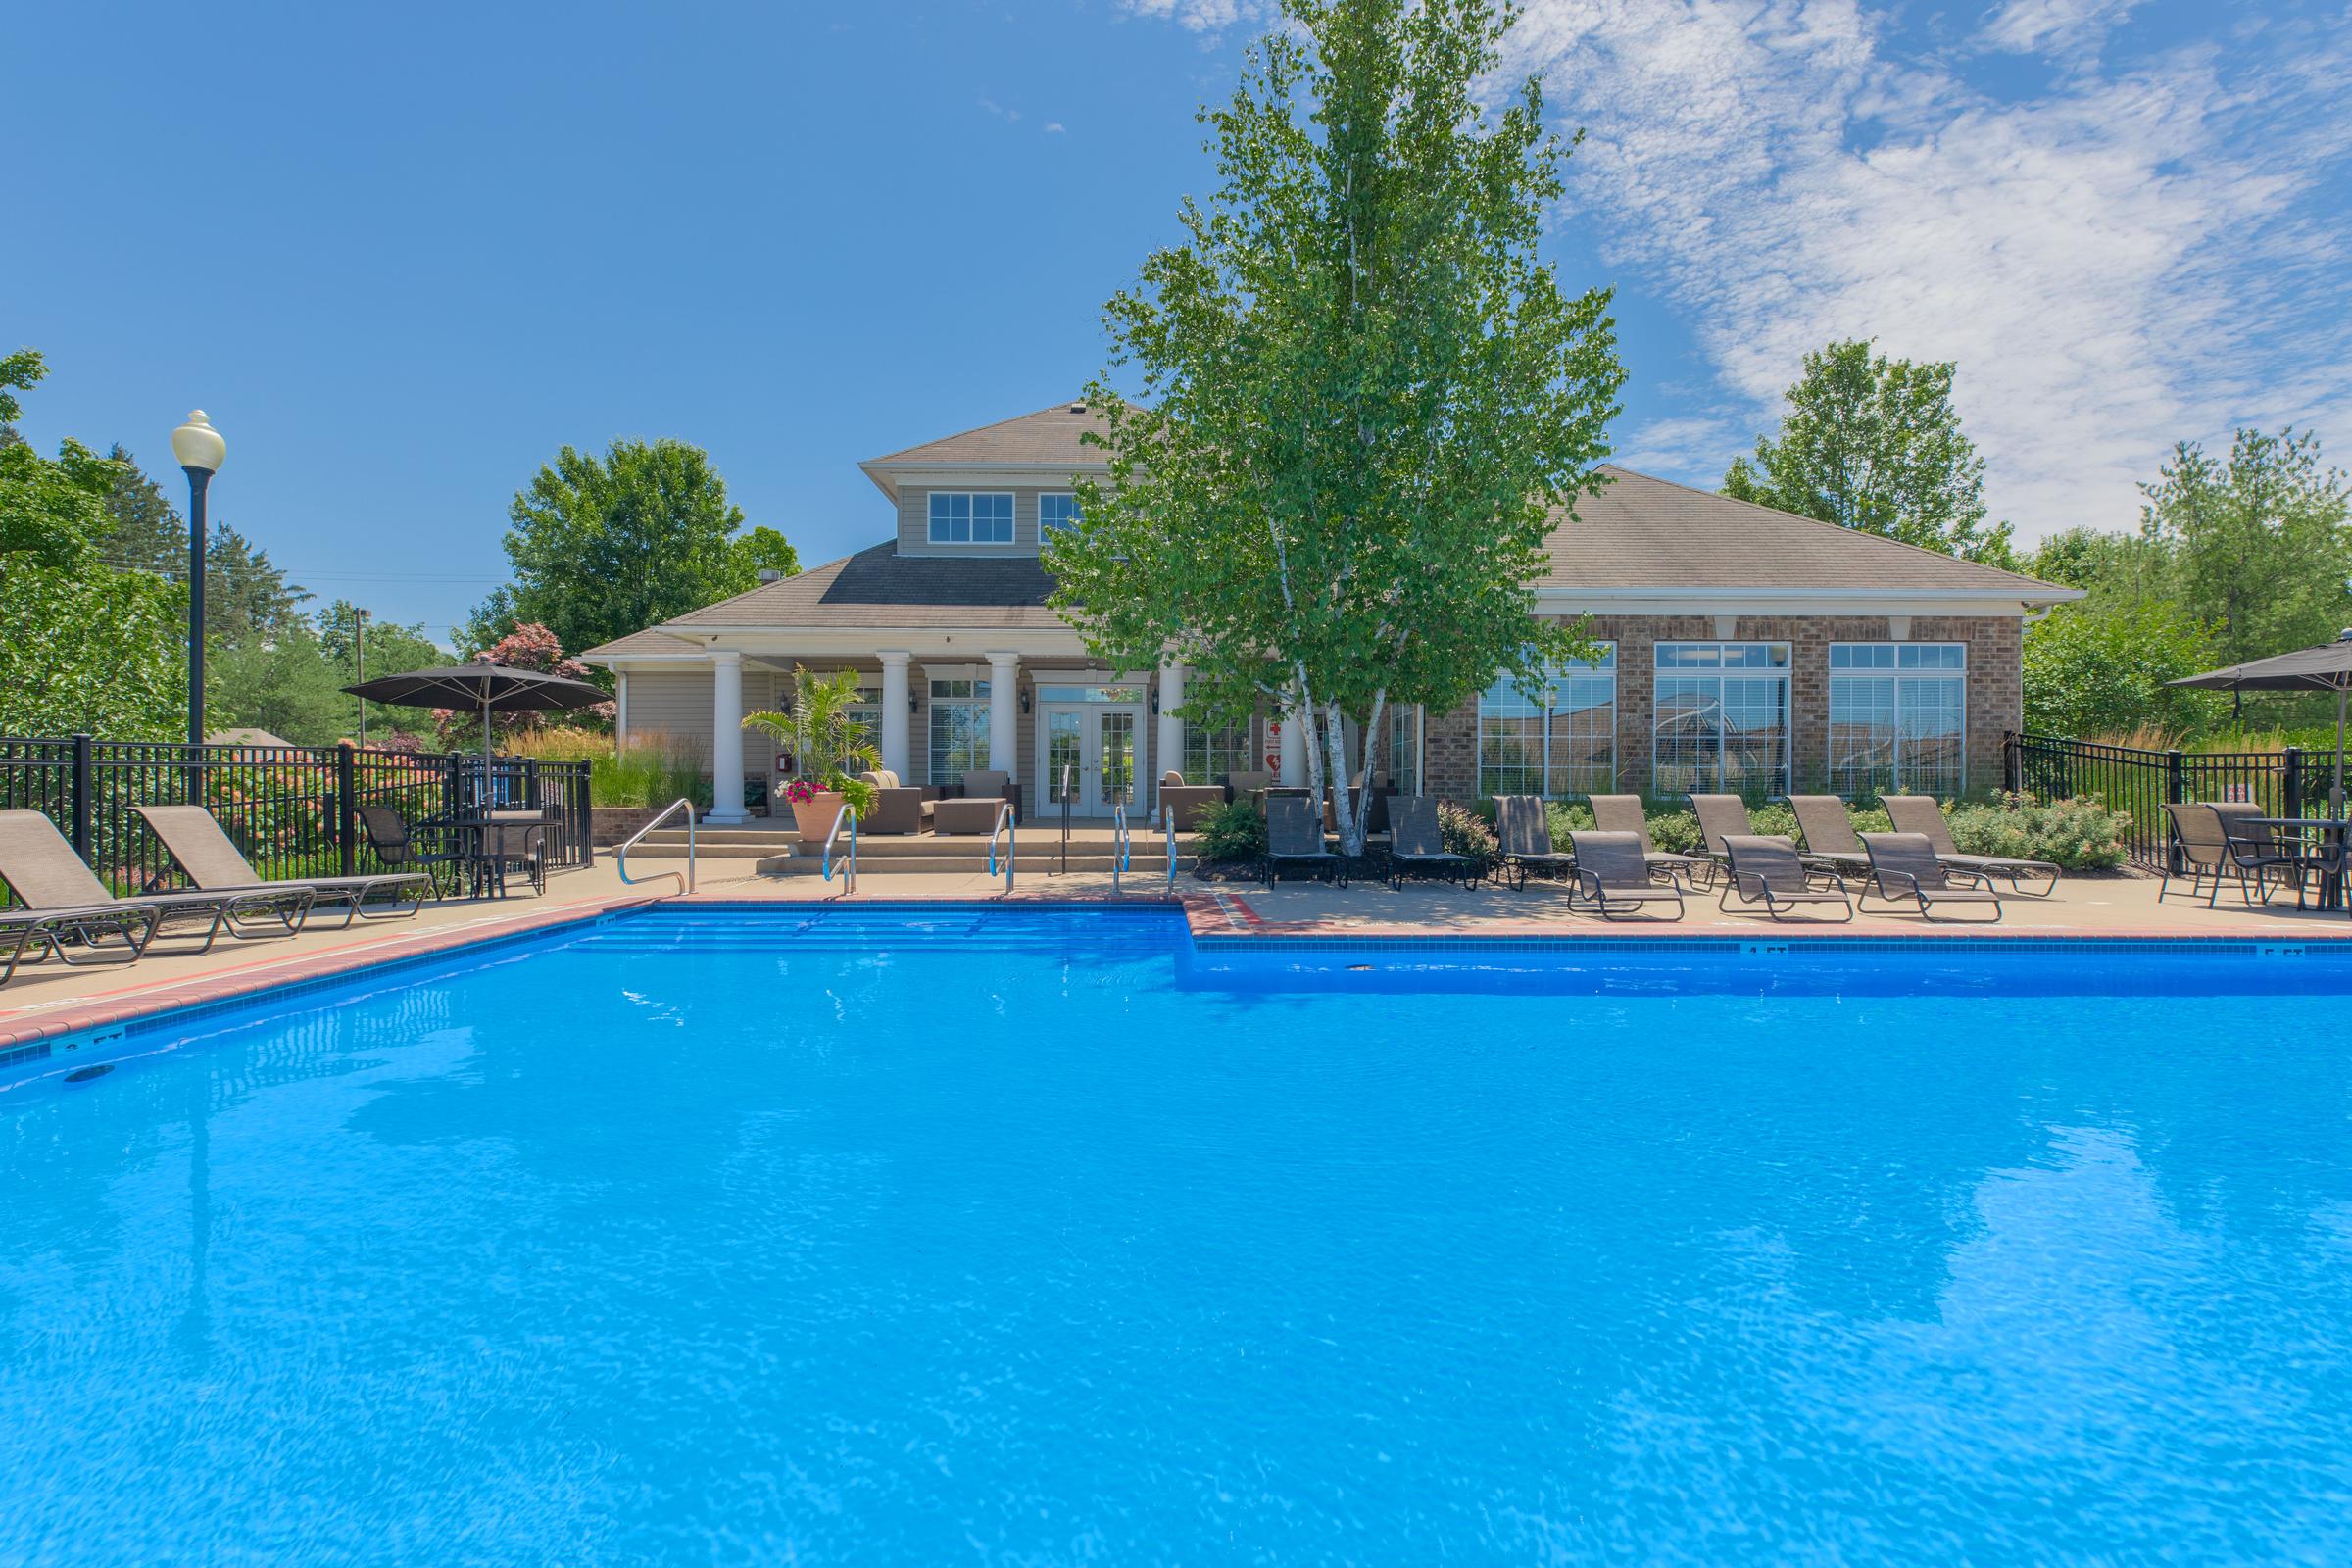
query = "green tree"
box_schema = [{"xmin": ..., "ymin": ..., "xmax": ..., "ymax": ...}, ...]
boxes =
[
  {"xmin": 95, "ymin": 443, "xmax": 184, "ymax": 575},
  {"xmin": 1044, "ymin": 0, "xmax": 1622, "ymax": 853},
  {"xmin": 2138, "ymin": 427, "xmax": 2351, "ymax": 670},
  {"xmin": 1724, "ymin": 339, "xmax": 2015, "ymax": 564},
  {"xmin": 2021, "ymin": 599, "xmax": 2223, "ymax": 740},
  {"xmin": 0, "ymin": 350, "xmax": 188, "ymax": 738},
  {"xmin": 93, "ymin": 442, "xmax": 310, "ymax": 639},
  {"xmin": 474, "ymin": 438, "xmax": 795, "ymax": 660}
]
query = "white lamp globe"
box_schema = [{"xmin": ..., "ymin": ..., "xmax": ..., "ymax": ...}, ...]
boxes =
[{"xmin": 171, "ymin": 410, "xmax": 226, "ymax": 473}]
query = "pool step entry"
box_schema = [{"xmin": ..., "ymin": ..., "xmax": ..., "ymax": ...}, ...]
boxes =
[{"xmin": 624, "ymin": 822, "xmax": 1179, "ymax": 878}]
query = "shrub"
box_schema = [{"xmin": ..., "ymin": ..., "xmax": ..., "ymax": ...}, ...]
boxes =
[
  {"xmin": 1193, "ymin": 800, "xmax": 1268, "ymax": 864},
  {"xmin": 1945, "ymin": 793, "xmax": 2130, "ymax": 871},
  {"xmin": 1438, "ymin": 800, "xmax": 1498, "ymax": 871}
]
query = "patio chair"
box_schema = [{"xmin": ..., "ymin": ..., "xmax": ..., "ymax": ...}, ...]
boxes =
[
  {"xmin": 856, "ymin": 770, "xmax": 939, "ymax": 835},
  {"xmin": 933, "ymin": 770, "xmax": 1017, "ymax": 835},
  {"xmin": 0, "ymin": 808, "xmax": 291, "ymax": 953},
  {"xmin": 1857, "ymin": 831, "xmax": 2003, "ymax": 923},
  {"xmin": 1565, "ymin": 831, "xmax": 1685, "ymax": 920},
  {"xmin": 1587, "ymin": 794, "xmax": 1709, "ymax": 887},
  {"xmin": 356, "ymin": 804, "xmax": 466, "ymax": 899},
  {"xmin": 133, "ymin": 804, "xmax": 432, "ymax": 926},
  {"xmin": 1262, "ymin": 793, "xmax": 1348, "ymax": 888},
  {"xmin": 481, "ymin": 809, "xmax": 548, "ymax": 898},
  {"xmin": 2157, "ymin": 802, "xmax": 2303, "ymax": 907},
  {"xmin": 1494, "ymin": 796, "xmax": 1577, "ymax": 891},
  {"xmin": 1386, "ymin": 796, "xmax": 1478, "ymax": 890},
  {"xmin": 1225, "ymin": 770, "xmax": 1275, "ymax": 802},
  {"xmin": 2, "ymin": 899, "xmax": 167, "ymax": 985},
  {"xmin": 1882, "ymin": 795, "xmax": 2059, "ymax": 897},
  {"xmin": 1686, "ymin": 795, "xmax": 1756, "ymax": 875},
  {"xmin": 1781, "ymin": 795, "xmax": 1873, "ymax": 875},
  {"xmin": 1719, "ymin": 834, "xmax": 1853, "ymax": 922}
]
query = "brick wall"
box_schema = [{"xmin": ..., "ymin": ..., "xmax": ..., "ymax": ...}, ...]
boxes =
[{"xmin": 1422, "ymin": 613, "xmax": 2024, "ymax": 802}]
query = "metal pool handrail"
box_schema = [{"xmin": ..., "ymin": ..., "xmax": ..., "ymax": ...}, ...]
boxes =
[
  {"xmin": 616, "ymin": 797, "xmax": 696, "ymax": 896},
  {"xmin": 1110, "ymin": 800, "xmax": 1132, "ymax": 893},
  {"xmin": 1162, "ymin": 808, "xmax": 1178, "ymax": 893},
  {"xmin": 987, "ymin": 801, "xmax": 1016, "ymax": 895},
  {"xmin": 822, "ymin": 802, "xmax": 857, "ymax": 893}
]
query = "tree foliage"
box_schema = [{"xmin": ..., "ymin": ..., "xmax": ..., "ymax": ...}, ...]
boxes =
[
  {"xmin": 474, "ymin": 439, "xmax": 796, "ymax": 662},
  {"xmin": 2021, "ymin": 599, "xmax": 2222, "ymax": 740},
  {"xmin": 1724, "ymin": 339, "xmax": 2015, "ymax": 565},
  {"xmin": 1044, "ymin": 0, "xmax": 1623, "ymax": 852}
]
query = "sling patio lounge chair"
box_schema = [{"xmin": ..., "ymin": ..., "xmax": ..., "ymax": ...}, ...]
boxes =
[
  {"xmin": 1385, "ymin": 796, "xmax": 1478, "ymax": 890},
  {"xmin": 2, "ymin": 899, "xmax": 166, "ymax": 985},
  {"xmin": 0, "ymin": 809, "xmax": 289, "ymax": 954},
  {"xmin": 1565, "ymin": 831, "xmax": 1686, "ymax": 921},
  {"xmin": 133, "ymin": 804, "xmax": 430, "ymax": 927},
  {"xmin": 1857, "ymin": 831, "xmax": 2004, "ymax": 923},
  {"xmin": 1686, "ymin": 794, "xmax": 1757, "ymax": 875},
  {"xmin": 1263, "ymin": 793, "xmax": 1348, "ymax": 887},
  {"xmin": 1781, "ymin": 794, "xmax": 1873, "ymax": 876},
  {"xmin": 1494, "ymin": 796, "xmax": 1577, "ymax": 891},
  {"xmin": 1587, "ymin": 793, "xmax": 1709, "ymax": 887},
  {"xmin": 1883, "ymin": 794, "xmax": 2059, "ymax": 897},
  {"xmin": 1719, "ymin": 834, "xmax": 1853, "ymax": 922}
]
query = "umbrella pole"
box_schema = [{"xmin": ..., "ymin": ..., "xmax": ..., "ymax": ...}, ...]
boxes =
[{"xmin": 2335, "ymin": 685, "xmax": 2345, "ymax": 821}]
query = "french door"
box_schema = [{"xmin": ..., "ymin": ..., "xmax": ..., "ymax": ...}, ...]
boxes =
[{"xmin": 1039, "ymin": 703, "xmax": 1143, "ymax": 816}]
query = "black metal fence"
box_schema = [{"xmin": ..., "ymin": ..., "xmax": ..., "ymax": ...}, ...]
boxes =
[
  {"xmin": 0, "ymin": 735, "xmax": 592, "ymax": 908},
  {"xmin": 2004, "ymin": 730, "xmax": 2332, "ymax": 872}
]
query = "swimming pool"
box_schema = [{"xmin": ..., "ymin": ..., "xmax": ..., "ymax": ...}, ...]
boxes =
[{"xmin": 5, "ymin": 906, "xmax": 2349, "ymax": 1564}]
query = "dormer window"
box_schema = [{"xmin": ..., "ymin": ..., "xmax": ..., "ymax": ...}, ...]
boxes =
[
  {"xmin": 929, "ymin": 491, "xmax": 1014, "ymax": 544},
  {"xmin": 1040, "ymin": 493, "xmax": 1081, "ymax": 535}
]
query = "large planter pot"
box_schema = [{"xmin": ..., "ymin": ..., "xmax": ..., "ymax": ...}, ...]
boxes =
[{"xmin": 790, "ymin": 790, "xmax": 847, "ymax": 839}]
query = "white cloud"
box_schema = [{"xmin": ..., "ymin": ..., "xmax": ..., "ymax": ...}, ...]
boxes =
[
  {"xmin": 1045, "ymin": 121, "xmax": 1067, "ymax": 133},
  {"xmin": 1126, "ymin": 0, "xmax": 2352, "ymax": 542}
]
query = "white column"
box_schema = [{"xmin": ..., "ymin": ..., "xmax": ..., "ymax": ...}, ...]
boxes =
[
  {"xmin": 613, "ymin": 671, "xmax": 630, "ymax": 746},
  {"xmin": 1157, "ymin": 662, "xmax": 1185, "ymax": 814},
  {"xmin": 878, "ymin": 651, "xmax": 912, "ymax": 780},
  {"xmin": 987, "ymin": 652, "xmax": 1021, "ymax": 791},
  {"xmin": 707, "ymin": 650, "xmax": 748, "ymax": 824},
  {"xmin": 1279, "ymin": 687, "xmax": 1309, "ymax": 786}
]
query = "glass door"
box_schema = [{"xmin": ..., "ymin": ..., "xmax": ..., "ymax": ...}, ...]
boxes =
[
  {"xmin": 1097, "ymin": 710, "xmax": 1136, "ymax": 810},
  {"xmin": 1036, "ymin": 702, "xmax": 1146, "ymax": 814},
  {"xmin": 1043, "ymin": 708, "xmax": 1085, "ymax": 810}
]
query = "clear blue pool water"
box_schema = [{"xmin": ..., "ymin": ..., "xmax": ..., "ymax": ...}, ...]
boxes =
[{"xmin": 5, "ymin": 906, "xmax": 2350, "ymax": 1566}]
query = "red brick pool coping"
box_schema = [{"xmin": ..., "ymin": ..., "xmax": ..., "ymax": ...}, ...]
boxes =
[{"xmin": 5, "ymin": 884, "xmax": 2343, "ymax": 1053}]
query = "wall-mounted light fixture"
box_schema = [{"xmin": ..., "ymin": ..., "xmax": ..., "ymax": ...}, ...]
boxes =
[{"xmin": 1019, "ymin": 684, "xmax": 1032, "ymax": 715}]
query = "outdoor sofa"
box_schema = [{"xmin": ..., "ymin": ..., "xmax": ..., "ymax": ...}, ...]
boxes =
[
  {"xmin": 1156, "ymin": 770, "xmax": 1228, "ymax": 833},
  {"xmin": 932, "ymin": 770, "xmax": 1020, "ymax": 835}
]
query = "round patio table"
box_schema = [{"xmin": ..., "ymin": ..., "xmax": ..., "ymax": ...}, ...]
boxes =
[{"xmin": 2246, "ymin": 816, "xmax": 2348, "ymax": 910}]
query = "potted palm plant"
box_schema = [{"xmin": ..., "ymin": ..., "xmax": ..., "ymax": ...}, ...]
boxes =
[{"xmin": 749, "ymin": 667, "xmax": 880, "ymax": 839}]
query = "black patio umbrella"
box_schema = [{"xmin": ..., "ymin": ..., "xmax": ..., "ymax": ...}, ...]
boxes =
[
  {"xmin": 343, "ymin": 662, "xmax": 610, "ymax": 797},
  {"xmin": 2167, "ymin": 630, "xmax": 2352, "ymax": 816}
]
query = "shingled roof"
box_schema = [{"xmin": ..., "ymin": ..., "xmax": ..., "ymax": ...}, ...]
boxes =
[
  {"xmin": 649, "ymin": 543, "xmax": 1067, "ymax": 633},
  {"xmin": 863, "ymin": 402, "xmax": 1111, "ymax": 470}
]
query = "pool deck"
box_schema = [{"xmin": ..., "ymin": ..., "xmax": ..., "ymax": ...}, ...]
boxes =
[{"xmin": 4, "ymin": 851, "xmax": 2345, "ymax": 1049}]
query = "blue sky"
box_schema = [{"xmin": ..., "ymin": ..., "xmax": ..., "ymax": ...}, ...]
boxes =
[{"xmin": 9, "ymin": 0, "xmax": 2345, "ymax": 644}]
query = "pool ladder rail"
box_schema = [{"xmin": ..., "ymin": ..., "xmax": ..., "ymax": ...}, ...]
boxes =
[
  {"xmin": 616, "ymin": 796, "xmax": 697, "ymax": 897},
  {"xmin": 988, "ymin": 801, "xmax": 1017, "ymax": 895},
  {"xmin": 823, "ymin": 802, "xmax": 857, "ymax": 894},
  {"xmin": 1110, "ymin": 800, "xmax": 1133, "ymax": 893}
]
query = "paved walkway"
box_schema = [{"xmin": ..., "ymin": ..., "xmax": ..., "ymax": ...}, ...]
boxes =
[{"xmin": 4, "ymin": 852, "xmax": 2342, "ymax": 1049}]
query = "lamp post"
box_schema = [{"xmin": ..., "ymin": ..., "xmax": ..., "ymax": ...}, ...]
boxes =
[{"xmin": 170, "ymin": 411, "xmax": 226, "ymax": 749}]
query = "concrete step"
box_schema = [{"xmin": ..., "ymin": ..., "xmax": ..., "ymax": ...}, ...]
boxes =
[{"xmin": 755, "ymin": 849, "xmax": 1177, "ymax": 877}]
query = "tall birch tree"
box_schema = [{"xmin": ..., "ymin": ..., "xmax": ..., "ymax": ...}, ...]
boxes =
[{"xmin": 1043, "ymin": 0, "xmax": 1622, "ymax": 854}]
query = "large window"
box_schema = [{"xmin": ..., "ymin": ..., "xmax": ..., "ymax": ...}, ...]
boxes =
[
  {"xmin": 928, "ymin": 491, "xmax": 1014, "ymax": 544},
  {"xmin": 1478, "ymin": 649, "xmax": 1616, "ymax": 798},
  {"xmin": 1383, "ymin": 706, "xmax": 1421, "ymax": 795},
  {"xmin": 1829, "ymin": 643, "xmax": 1967, "ymax": 798},
  {"xmin": 928, "ymin": 677, "xmax": 991, "ymax": 785},
  {"xmin": 1039, "ymin": 493, "xmax": 1081, "ymax": 535},
  {"xmin": 1182, "ymin": 721, "xmax": 1253, "ymax": 785},
  {"xmin": 1652, "ymin": 642, "xmax": 1791, "ymax": 795}
]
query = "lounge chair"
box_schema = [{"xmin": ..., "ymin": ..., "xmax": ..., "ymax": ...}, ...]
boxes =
[
  {"xmin": 2159, "ymin": 801, "xmax": 2302, "ymax": 907},
  {"xmin": 1565, "ymin": 831, "xmax": 1685, "ymax": 920},
  {"xmin": 0, "ymin": 809, "xmax": 291, "ymax": 952},
  {"xmin": 1262, "ymin": 793, "xmax": 1348, "ymax": 887},
  {"xmin": 133, "ymin": 804, "xmax": 431, "ymax": 926},
  {"xmin": 1882, "ymin": 795, "xmax": 2058, "ymax": 897},
  {"xmin": 1719, "ymin": 834, "xmax": 1852, "ymax": 921},
  {"xmin": 1857, "ymin": 831, "xmax": 2003, "ymax": 922},
  {"xmin": 1385, "ymin": 796, "xmax": 1477, "ymax": 890},
  {"xmin": 1781, "ymin": 794, "xmax": 1873, "ymax": 875},
  {"xmin": 1587, "ymin": 794, "xmax": 1709, "ymax": 887},
  {"xmin": 2, "ymin": 901, "xmax": 166, "ymax": 985},
  {"xmin": 1686, "ymin": 794, "xmax": 1755, "ymax": 875},
  {"xmin": 1494, "ymin": 796, "xmax": 1576, "ymax": 890}
]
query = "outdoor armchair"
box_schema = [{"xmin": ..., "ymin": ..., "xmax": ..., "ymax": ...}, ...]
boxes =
[
  {"xmin": 134, "ymin": 804, "xmax": 432, "ymax": 925},
  {"xmin": 857, "ymin": 770, "xmax": 938, "ymax": 836},
  {"xmin": 0, "ymin": 808, "xmax": 289, "ymax": 953},
  {"xmin": 1780, "ymin": 795, "xmax": 1873, "ymax": 875},
  {"xmin": 1565, "ymin": 831, "xmax": 1685, "ymax": 920},
  {"xmin": 1385, "ymin": 796, "xmax": 1477, "ymax": 890},
  {"xmin": 1587, "ymin": 794, "xmax": 1709, "ymax": 887},
  {"xmin": 1262, "ymin": 794, "xmax": 1348, "ymax": 888},
  {"xmin": 1494, "ymin": 796, "xmax": 1577, "ymax": 891},
  {"xmin": 1857, "ymin": 831, "xmax": 2003, "ymax": 923},
  {"xmin": 1158, "ymin": 784, "xmax": 1228, "ymax": 834},
  {"xmin": 1882, "ymin": 795, "xmax": 2058, "ymax": 897},
  {"xmin": 1719, "ymin": 834, "xmax": 1853, "ymax": 922}
]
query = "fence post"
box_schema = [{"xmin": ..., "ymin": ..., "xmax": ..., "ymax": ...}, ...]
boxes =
[
  {"xmin": 2165, "ymin": 749, "xmax": 2187, "ymax": 875},
  {"xmin": 335, "ymin": 741, "xmax": 358, "ymax": 877},
  {"xmin": 2002, "ymin": 731, "xmax": 2020, "ymax": 794},
  {"xmin": 576, "ymin": 762, "xmax": 593, "ymax": 866},
  {"xmin": 2284, "ymin": 747, "xmax": 2303, "ymax": 822},
  {"xmin": 70, "ymin": 732, "xmax": 94, "ymax": 861}
]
